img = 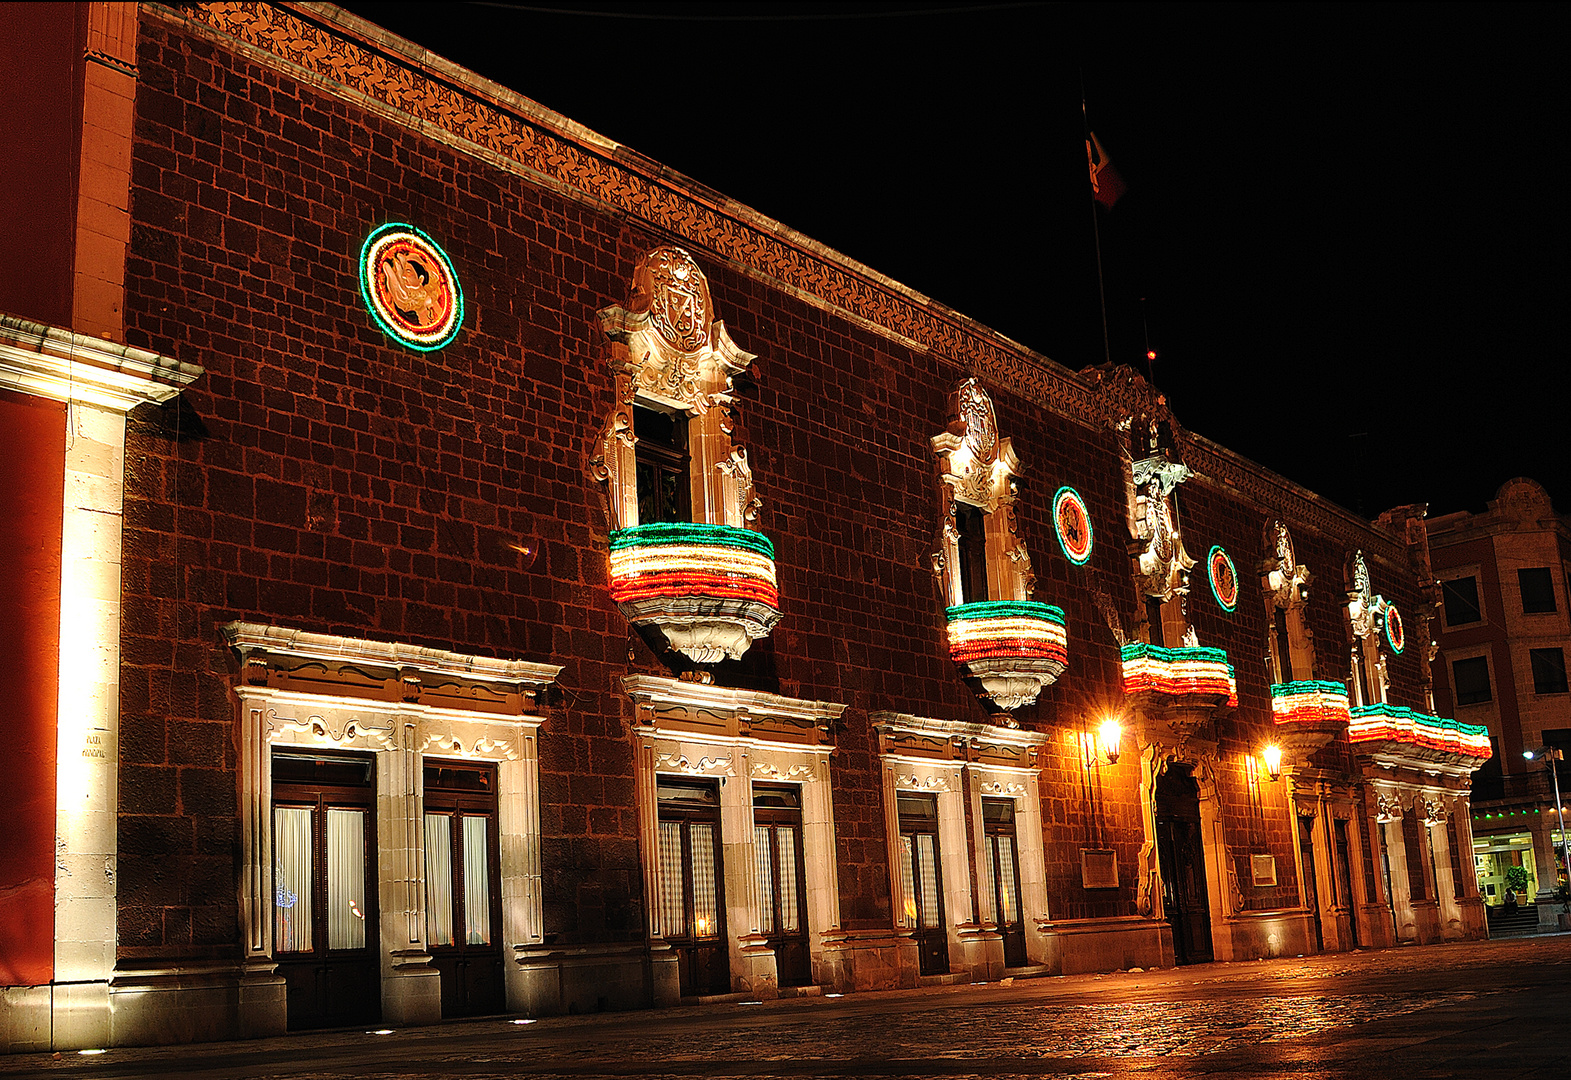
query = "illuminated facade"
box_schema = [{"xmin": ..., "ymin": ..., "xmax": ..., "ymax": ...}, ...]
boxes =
[{"xmin": 0, "ymin": 3, "xmax": 1487, "ymax": 1051}]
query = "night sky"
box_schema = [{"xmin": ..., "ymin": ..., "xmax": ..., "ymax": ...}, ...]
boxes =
[{"xmin": 341, "ymin": 2, "xmax": 1568, "ymax": 520}]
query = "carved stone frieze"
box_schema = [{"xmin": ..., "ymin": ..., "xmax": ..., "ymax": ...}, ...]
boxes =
[
  {"xmin": 418, "ymin": 730, "xmax": 519, "ymax": 761},
  {"xmin": 654, "ymin": 751, "xmax": 733, "ymax": 777},
  {"xmin": 264, "ymin": 707, "xmax": 397, "ymax": 750},
  {"xmin": 752, "ymin": 760, "xmax": 818, "ymax": 782}
]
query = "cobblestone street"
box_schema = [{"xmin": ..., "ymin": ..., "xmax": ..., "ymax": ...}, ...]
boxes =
[{"xmin": 5, "ymin": 936, "xmax": 1569, "ymax": 1079}]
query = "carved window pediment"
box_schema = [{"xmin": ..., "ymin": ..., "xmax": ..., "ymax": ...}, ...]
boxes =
[
  {"xmin": 930, "ymin": 380, "xmax": 1065, "ymax": 716},
  {"xmin": 590, "ymin": 247, "xmax": 779, "ymax": 664}
]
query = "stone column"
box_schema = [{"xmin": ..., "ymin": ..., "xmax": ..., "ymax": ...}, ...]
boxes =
[{"xmin": 52, "ymin": 403, "xmax": 124, "ymax": 1049}]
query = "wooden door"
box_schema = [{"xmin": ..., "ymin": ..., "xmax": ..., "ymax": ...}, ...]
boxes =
[
  {"xmin": 753, "ymin": 784, "xmax": 811, "ymax": 987},
  {"xmin": 982, "ymin": 798, "xmax": 1027, "ymax": 968},
  {"xmin": 1155, "ymin": 766, "xmax": 1213, "ymax": 965},
  {"xmin": 272, "ymin": 752, "xmax": 380, "ymax": 1030},
  {"xmin": 423, "ymin": 760, "xmax": 505, "ymax": 1018},
  {"xmin": 897, "ymin": 794, "xmax": 949, "ymax": 976},
  {"xmin": 656, "ymin": 778, "xmax": 729, "ymax": 996}
]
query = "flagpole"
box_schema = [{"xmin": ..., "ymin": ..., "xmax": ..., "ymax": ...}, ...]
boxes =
[{"xmin": 1081, "ymin": 89, "xmax": 1113, "ymax": 368}]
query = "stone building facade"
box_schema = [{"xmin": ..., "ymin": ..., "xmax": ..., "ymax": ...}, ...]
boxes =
[
  {"xmin": 0, "ymin": 2, "xmax": 1490, "ymax": 1051},
  {"xmin": 1428, "ymin": 478, "xmax": 1571, "ymax": 928}
]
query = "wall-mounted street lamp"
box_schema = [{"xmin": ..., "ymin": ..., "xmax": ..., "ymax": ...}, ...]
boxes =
[
  {"xmin": 1525, "ymin": 747, "xmax": 1569, "ymax": 895},
  {"xmin": 1262, "ymin": 744, "xmax": 1283, "ymax": 782},
  {"xmin": 1082, "ymin": 717, "xmax": 1123, "ymax": 767}
]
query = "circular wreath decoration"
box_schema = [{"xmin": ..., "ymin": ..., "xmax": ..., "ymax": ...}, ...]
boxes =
[
  {"xmin": 1385, "ymin": 603, "xmax": 1405, "ymax": 654},
  {"xmin": 1053, "ymin": 486, "xmax": 1093, "ymax": 566},
  {"xmin": 359, "ymin": 223, "xmax": 464, "ymax": 351},
  {"xmin": 1208, "ymin": 545, "xmax": 1238, "ymax": 613}
]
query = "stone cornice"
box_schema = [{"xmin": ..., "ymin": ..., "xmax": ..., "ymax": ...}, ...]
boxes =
[
  {"xmin": 870, "ymin": 710, "xmax": 1051, "ymax": 754},
  {"xmin": 223, "ymin": 621, "xmax": 563, "ymax": 688},
  {"xmin": 622, "ymin": 675, "xmax": 846, "ymax": 728},
  {"xmin": 0, "ymin": 315, "xmax": 202, "ymax": 411},
  {"xmin": 153, "ymin": 3, "xmax": 1405, "ymax": 572}
]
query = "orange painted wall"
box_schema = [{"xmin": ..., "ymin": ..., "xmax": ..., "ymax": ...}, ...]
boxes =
[
  {"xmin": 0, "ymin": 3, "xmax": 84, "ymax": 329},
  {"xmin": 0, "ymin": 390, "xmax": 66, "ymax": 986}
]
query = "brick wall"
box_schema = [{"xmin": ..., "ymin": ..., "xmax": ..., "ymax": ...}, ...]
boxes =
[{"xmin": 119, "ymin": 12, "xmax": 1428, "ymax": 960}]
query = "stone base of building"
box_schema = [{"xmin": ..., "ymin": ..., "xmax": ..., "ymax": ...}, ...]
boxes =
[
  {"xmin": 1038, "ymin": 916, "xmax": 1173, "ymax": 973},
  {"xmin": 953, "ymin": 924, "xmax": 1006, "ymax": 983},
  {"xmin": 512, "ymin": 941, "xmax": 667, "ymax": 1016},
  {"xmin": 1, "ymin": 965, "xmax": 287, "ymax": 1052},
  {"xmin": 1214, "ymin": 910, "xmax": 1316, "ymax": 961},
  {"xmin": 1355, "ymin": 902, "xmax": 1398, "ymax": 948},
  {"xmin": 817, "ymin": 929, "xmax": 919, "ymax": 992}
]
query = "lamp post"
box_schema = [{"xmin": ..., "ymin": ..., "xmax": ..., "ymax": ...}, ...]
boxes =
[{"xmin": 1524, "ymin": 747, "xmax": 1570, "ymax": 905}]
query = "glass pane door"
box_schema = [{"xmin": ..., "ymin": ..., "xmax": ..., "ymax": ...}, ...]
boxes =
[
  {"xmin": 754, "ymin": 785, "xmax": 810, "ymax": 987},
  {"xmin": 423, "ymin": 761, "xmax": 504, "ymax": 1018},
  {"xmin": 657, "ymin": 778, "xmax": 729, "ymax": 996},
  {"xmin": 271, "ymin": 751, "xmax": 379, "ymax": 1030}
]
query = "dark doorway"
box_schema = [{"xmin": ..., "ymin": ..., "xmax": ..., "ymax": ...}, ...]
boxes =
[
  {"xmin": 272, "ymin": 751, "xmax": 381, "ymax": 1030},
  {"xmin": 982, "ymin": 798, "xmax": 1028, "ymax": 968},
  {"xmin": 897, "ymin": 794, "xmax": 949, "ymax": 976},
  {"xmin": 753, "ymin": 784, "xmax": 811, "ymax": 987},
  {"xmin": 1299, "ymin": 816, "xmax": 1323, "ymax": 952},
  {"xmin": 423, "ymin": 760, "xmax": 506, "ymax": 1018},
  {"xmin": 656, "ymin": 778, "xmax": 729, "ymax": 996},
  {"xmin": 1333, "ymin": 817, "xmax": 1360, "ymax": 947},
  {"xmin": 1154, "ymin": 765, "xmax": 1213, "ymax": 965}
]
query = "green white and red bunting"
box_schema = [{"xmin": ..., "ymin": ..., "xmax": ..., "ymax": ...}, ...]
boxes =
[{"xmin": 608, "ymin": 523, "xmax": 778, "ymax": 610}]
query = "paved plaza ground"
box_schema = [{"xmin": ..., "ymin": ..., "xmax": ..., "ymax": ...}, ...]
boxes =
[{"xmin": 5, "ymin": 936, "xmax": 1569, "ymax": 1079}]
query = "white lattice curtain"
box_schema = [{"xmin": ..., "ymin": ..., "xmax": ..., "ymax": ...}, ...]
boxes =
[
  {"xmin": 753, "ymin": 826, "xmax": 775, "ymax": 934},
  {"xmin": 463, "ymin": 815, "xmax": 491, "ymax": 945},
  {"xmin": 690, "ymin": 824, "xmax": 719, "ymax": 938},
  {"xmin": 776, "ymin": 826, "xmax": 800, "ymax": 933},
  {"xmin": 327, "ymin": 808, "xmax": 367, "ymax": 950},
  {"xmin": 916, "ymin": 834, "xmax": 941, "ymax": 928},
  {"xmin": 425, "ymin": 813, "xmax": 454, "ymax": 947},
  {"xmin": 657, "ymin": 821, "xmax": 685, "ymax": 936},
  {"xmin": 274, "ymin": 806, "xmax": 313, "ymax": 953},
  {"xmin": 899, "ymin": 834, "xmax": 917, "ymax": 927},
  {"xmin": 997, "ymin": 835, "xmax": 1019, "ymax": 922}
]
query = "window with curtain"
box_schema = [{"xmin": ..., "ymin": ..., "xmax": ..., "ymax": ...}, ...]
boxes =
[
  {"xmin": 424, "ymin": 813, "xmax": 454, "ymax": 947},
  {"xmin": 274, "ymin": 805, "xmax": 314, "ymax": 953}
]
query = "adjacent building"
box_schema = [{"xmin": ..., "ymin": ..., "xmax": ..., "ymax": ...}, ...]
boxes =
[
  {"xmin": 0, "ymin": 1, "xmax": 1492, "ymax": 1051},
  {"xmin": 1428, "ymin": 478, "xmax": 1571, "ymax": 927}
]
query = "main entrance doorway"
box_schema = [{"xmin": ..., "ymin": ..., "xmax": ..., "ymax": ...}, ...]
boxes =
[
  {"xmin": 272, "ymin": 751, "xmax": 380, "ymax": 1030},
  {"xmin": 1154, "ymin": 765, "xmax": 1213, "ymax": 965},
  {"xmin": 897, "ymin": 794, "xmax": 949, "ymax": 976},
  {"xmin": 423, "ymin": 760, "xmax": 505, "ymax": 1017},
  {"xmin": 982, "ymin": 798, "xmax": 1027, "ymax": 968},
  {"xmin": 656, "ymin": 778, "xmax": 729, "ymax": 996},
  {"xmin": 753, "ymin": 784, "xmax": 811, "ymax": 987}
]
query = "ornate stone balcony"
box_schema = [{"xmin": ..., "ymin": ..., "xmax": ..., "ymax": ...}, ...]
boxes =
[
  {"xmin": 607, "ymin": 522, "xmax": 781, "ymax": 664},
  {"xmin": 1121, "ymin": 643, "xmax": 1236, "ymax": 741},
  {"xmin": 945, "ymin": 601, "xmax": 1068, "ymax": 712},
  {"xmin": 1269, "ymin": 680, "xmax": 1352, "ymax": 764},
  {"xmin": 1349, "ymin": 703, "xmax": 1492, "ymax": 771}
]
